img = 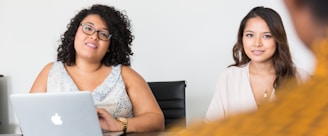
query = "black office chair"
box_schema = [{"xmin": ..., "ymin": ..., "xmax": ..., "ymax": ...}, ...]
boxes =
[{"xmin": 147, "ymin": 80, "xmax": 186, "ymax": 130}]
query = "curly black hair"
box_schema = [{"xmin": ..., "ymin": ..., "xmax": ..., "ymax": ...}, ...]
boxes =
[{"xmin": 57, "ymin": 4, "xmax": 134, "ymax": 66}]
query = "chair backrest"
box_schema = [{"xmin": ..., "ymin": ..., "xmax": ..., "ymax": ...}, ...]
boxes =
[{"xmin": 147, "ymin": 80, "xmax": 186, "ymax": 130}]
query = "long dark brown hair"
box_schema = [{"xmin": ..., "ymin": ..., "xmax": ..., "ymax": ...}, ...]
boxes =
[{"xmin": 229, "ymin": 6, "xmax": 296, "ymax": 89}]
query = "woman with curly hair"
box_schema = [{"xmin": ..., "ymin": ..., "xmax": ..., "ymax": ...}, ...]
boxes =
[
  {"xmin": 30, "ymin": 4, "xmax": 164, "ymax": 133},
  {"xmin": 205, "ymin": 6, "xmax": 310, "ymax": 121}
]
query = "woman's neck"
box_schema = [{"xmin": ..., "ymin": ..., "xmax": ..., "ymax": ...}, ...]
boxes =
[
  {"xmin": 249, "ymin": 61, "xmax": 275, "ymax": 75},
  {"xmin": 74, "ymin": 59, "xmax": 103, "ymax": 73}
]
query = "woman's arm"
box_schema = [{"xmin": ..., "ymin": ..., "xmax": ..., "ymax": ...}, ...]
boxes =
[
  {"xmin": 121, "ymin": 66, "xmax": 165, "ymax": 132},
  {"xmin": 29, "ymin": 62, "xmax": 53, "ymax": 93}
]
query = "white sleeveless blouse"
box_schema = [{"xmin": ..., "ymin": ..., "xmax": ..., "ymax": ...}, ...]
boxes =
[{"xmin": 47, "ymin": 61, "xmax": 133, "ymax": 118}]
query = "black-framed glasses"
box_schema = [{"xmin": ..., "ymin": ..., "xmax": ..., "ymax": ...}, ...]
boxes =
[{"xmin": 80, "ymin": 24, "xmax": 111, "ymax": 41}]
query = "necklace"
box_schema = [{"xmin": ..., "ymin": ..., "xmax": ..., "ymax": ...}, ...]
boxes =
[
  {"xmin": 263, "ymin": 89, "xmax": 271, "ymax": 103},
  {"xmin": 264, "ymin": 90, "xmax": 268, "ymax": 98},
  {"xmin": 257, "ymin": 89, "xmax": 271, "ymax": 107}
]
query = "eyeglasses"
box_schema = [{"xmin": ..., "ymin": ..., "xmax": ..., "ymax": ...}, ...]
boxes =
[{"xmin": 80, "ymin": 24, "xmax": 111, "ymax": 41}]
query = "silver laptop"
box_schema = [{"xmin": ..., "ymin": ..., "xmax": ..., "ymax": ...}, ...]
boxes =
[{"xmin": 10, "ymin": 91, "xmax": 103, "ymax": 136}]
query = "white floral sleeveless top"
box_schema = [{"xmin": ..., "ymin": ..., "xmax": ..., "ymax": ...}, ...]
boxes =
[{"xmin": 47, "ymin": 61, "xmax": 133, "ymax": 118}]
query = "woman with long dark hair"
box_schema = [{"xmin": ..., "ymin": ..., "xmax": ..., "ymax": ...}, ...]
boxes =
[{"xmin": 205, "ymin": 6, "xmax": 309, "ymax": 121}]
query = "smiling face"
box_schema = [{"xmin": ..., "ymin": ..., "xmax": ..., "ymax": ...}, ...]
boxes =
[
  {"xmin": 242, "ymin": 17, "xmax": 276, "ymax": 63},
  {"xmin": 74, "ymin": 14, "xmax": 110, "ymax": 63}
]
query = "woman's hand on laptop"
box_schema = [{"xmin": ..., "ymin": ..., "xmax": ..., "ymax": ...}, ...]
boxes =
[{"xmin": 96, "ymin": 108, "xmax": 124, "ymax": 132}]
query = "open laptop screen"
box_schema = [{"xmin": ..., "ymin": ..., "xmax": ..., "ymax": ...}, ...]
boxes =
[{"xmin": 10, "ymin": 91, "xmax": 103, "ymax": 136}]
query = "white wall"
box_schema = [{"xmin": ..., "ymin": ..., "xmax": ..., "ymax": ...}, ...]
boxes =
[{"xmin": 0, "ymin": 0, "xmax": 314, "ymax": 133}]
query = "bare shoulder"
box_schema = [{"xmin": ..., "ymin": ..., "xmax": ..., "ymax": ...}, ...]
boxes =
[
  {"xmin": 121, "ymin": 66, "xmax": 143, "ymax": 78},
  {"xmin": 121, "ymin": 66, "xmax": 148, "ymax": 90},
  {"xmin": 38, "ymin": 62, "xmax": 55, "ymax": 75},
  {"xmin": 44, "ymin": 62, "xmax": 55, "ymax": 69},
  {"xmin": 29, "ymin": 62, "xmax": 55, "ymax": 93}
]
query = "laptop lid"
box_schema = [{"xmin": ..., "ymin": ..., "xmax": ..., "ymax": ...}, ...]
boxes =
[{"xmin": 10, "ymin": 91, "xmax": 103, "ymax": 136}]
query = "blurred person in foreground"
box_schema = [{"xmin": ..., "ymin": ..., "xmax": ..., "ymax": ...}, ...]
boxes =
[{"xmin": 169, "ymin": 0, "xmax": 328, "ymax": 135}]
